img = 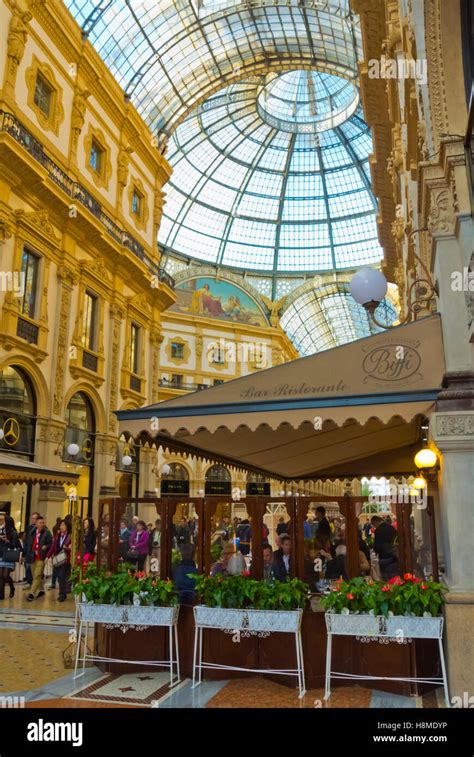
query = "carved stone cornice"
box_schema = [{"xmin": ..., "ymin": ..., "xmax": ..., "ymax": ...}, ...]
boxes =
[
  {"xmin": 420, "ymin": 138, "xmax": 468, "ymax": 239},
  {"xmin": 436, "ymin": 371, "xmax": 474, "ymax": 412},
  {"xmin": 430, "ymin": 411, "xmax": 474, "ymax": 452},
  {"xmin": 15, "ymin": 209, "xmax": 61, "ymax": 248},
  {"xmin": 57, "ymin": 264, "xmax": 79, "ymax": 288},
  {"xmin": 424, "ymin": 0, "xmax": 449, "ymax": 149}
]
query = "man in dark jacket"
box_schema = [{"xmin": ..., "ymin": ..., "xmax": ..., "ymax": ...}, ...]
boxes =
[
  {"xmin": 175, "ymin": 517, "xmax": 191, "ymax": 546},
  {"xmin": 315, "ymin": 507, "xmax": 331, "ymax": 540},
  {"xmin": 371, "ymin": 515, "xmax": 399, "ymax": 579},
  {"xmin": 21, "ymin": 512, "xmax": 40, "ymax": 587},
  {"xmin": 273, "ymin": 535, "xmax": 291, "ymax": 582},
  {"xmin": 172, "ymin": 543, "xmax": 197, "ymax": 604},
  {"xmin": 24, "ymin": 516, "xmax": 52, "ymax": 601}
]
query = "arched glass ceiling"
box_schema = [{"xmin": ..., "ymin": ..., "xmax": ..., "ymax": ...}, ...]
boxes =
[
  {"xmin": 158, "ymin": 73, "xmax": 382, "ymax": 275},
  {"xmin": 281, "ymin": 284, "xmax": 398, "ymax": 356},
  {"xmin": 64, "ymin": 1, "xmax": 362, "ymax": 135}
]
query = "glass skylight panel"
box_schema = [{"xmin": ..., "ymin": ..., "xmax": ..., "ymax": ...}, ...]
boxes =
[
  {"xmin": 327, "ymin": 189, "xmax": 373, "ymax": 216},
  {"xmin": 332, "ymin": 214, "xmax": 377, "ymax": 245},
  {"xmin": 334, "ymin": 239, "xmax": 382, "ymax": 269},
  {"xmin": 197, "ymin": 180, "xmax": 237, "ymax": 211},
  {"xmin": 222, "ymin": 242, "xmax": 274, "ymax": 269},
  {"xmin": 325, "ymin": 167, "xmax": 366, "ymax": 194},
  {"xmin": 236, "ymin": 193, "xmax": 280, "ymax": 221}
]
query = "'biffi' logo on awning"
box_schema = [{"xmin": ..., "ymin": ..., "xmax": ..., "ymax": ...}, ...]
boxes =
[{"xmin": 362, "ymin": 343, "xmax": 422, "ymax": 384}]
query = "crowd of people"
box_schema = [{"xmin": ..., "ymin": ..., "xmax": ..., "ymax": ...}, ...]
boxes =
[{"xmin": 0, "ymin": 505, "xmax": 400, "ymax": 605}]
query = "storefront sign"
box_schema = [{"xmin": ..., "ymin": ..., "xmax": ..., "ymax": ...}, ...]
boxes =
[
  {"xmin": 205, "ymin": 481, "xmax": 231, "ymax": 495},
  {"xmin": 246, "ymin": 482, "xmax": 270, "ymax": 495},
  {"xmin": 161, "ymin": 479, "xmax": 189, "ymax": 495}
]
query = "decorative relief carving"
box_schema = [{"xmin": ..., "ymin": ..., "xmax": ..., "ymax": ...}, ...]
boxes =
[
  {"xmin": 16, "ymin": 209, "xmax": 61, "ymax": 246},
  {"xmin": 436, "ymin": 415, "xmax": 474, "ymax": 437},
  {"xmin": 153, "ymin": 189, "xmax": 166, "ymax": 235},
  {"xmin": 424, "ymin": 0, "xmax": 448, "ymax": 147},
  {"xmin": 71, "ymin": 87, "xmax": 90, "ymax": 148},
  {"xmin": 117, "ymin": 143, "xmax": 133, "ymax": 189},
  {"xmin": 428, "ymin": 186, "xmax": 456, "ymax": 235},
  {"xmin": 81, "ymin": 257, "xmax": 112, "ymax": 286},
  {"xmin": 7, "ymin": 3, "xmax": 32, "ymax": 71},
  {"xmin": 108, "ymin": 308, "xmax": 122, "ymax": 433},
  {"xmin": 53, "ymin": 283, "xmax": 72, "ymax": 416},
  {"xmin": 0, "ymin": 219, "xmax": 13, "ymax": 241}
]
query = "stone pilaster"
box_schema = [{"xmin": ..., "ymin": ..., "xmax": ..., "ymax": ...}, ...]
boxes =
[
  {"xmin": 431, "ymin": 409, "xmax": 474, "ymax": 698},
  {"xmin": 52, "ymin": 266, "xmax": 78, "ymax": 418}
]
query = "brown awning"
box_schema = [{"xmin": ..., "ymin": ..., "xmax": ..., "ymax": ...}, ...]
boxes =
[
  {"xmin": 117, "ymin": 316, "xmax": 444, "ymax": 479},
  {"xmin": 0, "ymin": 453, "xmax": 79, "ymax": 486}
]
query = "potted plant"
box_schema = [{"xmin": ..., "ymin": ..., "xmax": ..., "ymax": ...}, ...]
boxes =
[
  {"xmin": 193, "ymin": 574, "xmax": 309, "ymax": 633},
  {"xmin": 321, "ymin": 574, "xmax": 446, "ymax": 639},
  {"xmin": 72, "ymin": 564, "xmax": 179, "ymax": 628}
]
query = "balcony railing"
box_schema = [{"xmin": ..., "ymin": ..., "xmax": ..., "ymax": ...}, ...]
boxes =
[
  {"xmin": 0, "ymin": 110, "xmax": 175, "ymax": 288},
  {"xmin": 158, "ymin": 379, "xmax": 209, "ymax": 392}
]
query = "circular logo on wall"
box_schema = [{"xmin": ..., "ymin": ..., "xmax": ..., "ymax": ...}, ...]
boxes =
[
  {"xmin": 2, "ymin": 418, "xmax": 20, "ymax": 446},
  {"xmin": 362, "ymin": 344, "xmax": 421, "ymax": 383}
]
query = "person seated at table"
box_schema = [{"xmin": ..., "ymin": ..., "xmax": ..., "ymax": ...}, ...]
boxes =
[
  {"xmin": 304, "ymin": 542, "xmax": 321, "ymax": 592},
  {"xmin": 211, "ymin": 542, "xmax": 247, "ymax": 576},
  {"xmin": 273, "ymin": 535, "xmax": 291, "ymax": 581},
  {"xmin": 263, "ymin": 544, "xmax": 275, "ymax": 583},
  {"xmin": 173, "ymin": 543, "xmax": 198, "ymax": 604},
  {"xmin": 324, "ymin": 543, "xmax": 348, "ymax": 581}
]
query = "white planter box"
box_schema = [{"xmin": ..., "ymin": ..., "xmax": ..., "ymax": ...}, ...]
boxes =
[
  {"xmin": 325, "ymin": 612, "xmax": 443, "ymax": 639},
  {"xmin": 325, "ymin": 612, "xmax": 381, "ymax": 637},
  {"xmin": 385, "ymin": 615, "xmax": 443, "ymax": 639},
  {"xmin": 194, "ymin": 605, "xmax": 303, "ymax": 633},
  {"xmin": 78, "ymin": 602, "xmax": 179, "ymax": 628}
]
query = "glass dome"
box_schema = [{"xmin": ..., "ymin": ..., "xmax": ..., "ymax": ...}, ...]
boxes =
[
  {"xmin": 159, "ymin": 71, "xmax": 382, "ymax": 276},
  {"xmin": 257, "ymin": 70, "xmax": 360, "ymax": 133}
]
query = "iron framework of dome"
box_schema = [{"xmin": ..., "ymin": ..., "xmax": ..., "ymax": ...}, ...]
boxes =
[
  {"xmin": 158, "ymin": 72, "xmax": 382, "ymax": 280},
  {"xmin": 65, "ymin": 1, "xmax": 397, "ymax": 353}
]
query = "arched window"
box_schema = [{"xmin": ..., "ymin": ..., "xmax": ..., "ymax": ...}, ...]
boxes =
[
  {"xmin": 161, "ymin": 462, "xmax": 189, "ymax": 495},
  {"xmin": 64, "ymin": 392, "xmax": 95, "ymax": 465},
  {"xmin": 246, "ymin": 471, "xmax": 270, "ymax": 495},
  {"xmin": 206, "ymin": 465, "xmax": 231, "ymax": 482},
  {"xmin": 0, "ymin": 366, "xmax": 36, "ymax": 456},
  {"xmin": 0, "ymin": 366, "xmax": 36, "ymax": 416},
  {"xmin": 66, "ymin": 392, "xmax": 95, "ymax": 432},
  {"xmin": 205, "ymin": 464, "xmax": 231, "ymax": 495}
]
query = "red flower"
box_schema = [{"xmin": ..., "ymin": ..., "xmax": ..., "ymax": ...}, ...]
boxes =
[
  {"xmin": 134, "ymin": 571, "xmax": 146, "ymax": 579},
  {"xmin": 403, "ymin": 572, "xmax": 414, "ymax": 581},
  {"xmin": 346, "ymin": 593, "xmax": 354, "ymax": 600},
  {"xmin": 242, "ymin": 570, "xmax": 250, "ymax": 577},
  {"xmin": 381, "ymin": 586, "xmax": 391, "ymax": 592},
  {"xmin": 388, "ymin": 575, "xmax": 404, "ymax": 585},
  {"xmin": 421, "ymin": 584, "xmax": 428, "ymax": 590}
]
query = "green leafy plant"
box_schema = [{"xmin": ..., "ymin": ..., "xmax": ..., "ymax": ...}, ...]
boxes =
[
  {"xmin": 320, "ymin": 574, "xmax": 446, "ymax": 617},
  {"xmin": 210, "ymin": 543, "xmax": 223, "ymax": 563},
  {"xmin": 172, "ymin": 548, "xmax": 182, "ymax": 567},
  {"xmin": 193, "ymin": 573, "xmax": 309, "ymax": 611},
  {"xmin": 72, "ymin": 563, "xmax": 178, "ymax": 607}
]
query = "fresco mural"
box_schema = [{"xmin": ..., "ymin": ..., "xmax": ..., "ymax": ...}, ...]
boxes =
[{"xmin": 170, "ymin": 277, "xmax": 269, "ymax": 327}]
